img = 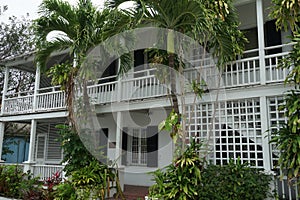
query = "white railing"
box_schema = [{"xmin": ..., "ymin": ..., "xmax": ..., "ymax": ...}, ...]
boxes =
[
  {"xmin": 274, "ymin": 172, "xmax": 299, "ymax": 200},
  {"xmin": 224, "ymin": 56, "xmax": 260, "ymax": 87},
  {"xmin": 1, "ymin": 43, "xmax": 295, "ymax": 115},
  {"xmin": 32, "ymin": 164, "xmax": 64, "ymax": 181},
  {"xmin": 264, "ymin": 43, "xmax": 293, "ymax": 83},
  {"xmin": 3, "ymin": 95, "xmax": 34, "ymax": 115},
  {"xmin": 36, "ymin": 90, "xmax": 66, "ymax": 111},
  {"xmin": 121, "ymin": 68, "xmax": 168, "ymax": 101},
  {"xmin": 87, "ymin": 75, "xmax": 118, "ymax": 104}
]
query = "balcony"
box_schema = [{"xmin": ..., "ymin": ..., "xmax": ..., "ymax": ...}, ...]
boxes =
[{"xmin": 1, "ymin": 43, "xmax": 293, "ymax": 116}]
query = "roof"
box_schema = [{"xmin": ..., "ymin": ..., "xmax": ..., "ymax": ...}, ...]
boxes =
[{"xmin": 0, "ymin": 49, "xmax": 70, "ymax": 73}]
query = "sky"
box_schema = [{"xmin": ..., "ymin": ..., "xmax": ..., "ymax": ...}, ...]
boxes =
[{"xmin": 0, "ymin": 0, "xmax": 105, "ymax": 22}]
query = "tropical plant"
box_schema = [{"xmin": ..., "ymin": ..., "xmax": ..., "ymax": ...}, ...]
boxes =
[
  {"xmin": 42, "ymin": 171, "xmax": 62, "ymax": 200},
  {"xmin": 107, "ymin": 0, "xmax": 246, "ymax": 152},
  {"xmin": 269, "ymin": 0, "xmax": 300, "ymax": 185},
  {"xmin": 56, "ymin": 124, "xmax": 98, "ymax": 176},
  {"xmin": 148, "ymin": 139, "xmax": 204, "ymax": 199},
  {"xmin": 56, "ymin": 124, "xmax": 125, "ymax": 199},
  {"xmin": 33, "ymin": 0, "xmax": 133, "ymax": 127},
  {"xmin": 199, "ymin": 158, "xmax": 273, "ymax": 200},
  {"xmin": 53, "ymin": 181, "xmax": 77, "ymax": 200},
  {"xmin": 70, "ymin": 160, "xmax": 121, "ymax": 200},
  {"xmin": 270, "ymin": 0, "xmax": 300, "ymax": 32},
  {"xmin": 0, "ymin": 165, "xmax": 41, "ymax": 199}
]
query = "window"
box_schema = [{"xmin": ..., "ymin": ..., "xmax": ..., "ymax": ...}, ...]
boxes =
[
  {"xmin": 122, "ymin": 126, "xmax": 158, "ymax": 167},
  {"xmin": 131, "ymin": 128, "xmax": 147, "ymax": 166}
]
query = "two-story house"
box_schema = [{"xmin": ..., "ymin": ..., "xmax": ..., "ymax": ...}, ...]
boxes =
[{"xmin": 0, "ymin": 0, "xmax": 298, "ymax": 199}]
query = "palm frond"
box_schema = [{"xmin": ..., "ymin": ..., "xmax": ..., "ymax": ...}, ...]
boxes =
[
  {"xmin": 38, "ymin": 0, "xmax": 77, "ymax": 25},
  {"xmin": 35, "ymin": 38, "xmax": 73, "ymax": 72},
  {"xmin": 34, "ymin": 16, "xmax": 76, "ymax": 40}
]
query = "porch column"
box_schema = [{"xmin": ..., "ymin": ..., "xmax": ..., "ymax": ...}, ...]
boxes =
[
  {"xmin": 115, "ymin": 111, "xmax": 123, "ymax": 166},
  {"xmin": 115, "ymin": 111, "xmax": 124, "ymax": 191},
  {"xmin": 256, "ymin": 0, "xmax": 266, "ymax": 85},
  {"xmin": 260, "ymin": 96, "xmax": 275, "ymax": 199},
  {"xmin": 116, "ymin": 58, "xmax": 122, "ymax": 102},
  {"xmin": 32, "ymin": 64, "xmax": 41, "ymax": 112},
  {"xmin": 23, "ymin": 119, "xmax": 37, "ymax": 171},
  {"xmin": 0, "ymin": 122, "xmax": 5, "ymax": 162},
  {"xmin": 1, "ymin": 66, "xmax": 9, "ymax": 115},
  {"xmin": 260, "ymin": 96, "xmax": 271, "ymax": 171}
]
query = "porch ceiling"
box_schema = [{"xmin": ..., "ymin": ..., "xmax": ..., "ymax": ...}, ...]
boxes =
[{"xmin": 0, "ymin": 50, "xmax": 71, "ymax": 73}]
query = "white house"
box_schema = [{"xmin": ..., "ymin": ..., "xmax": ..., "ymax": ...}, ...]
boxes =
[{"xmin": 0, "ymin": 0, "xmax": 298, "ymax": 199}]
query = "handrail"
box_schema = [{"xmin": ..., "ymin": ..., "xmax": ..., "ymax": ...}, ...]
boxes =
[
  {"xmin": 3, "ymin": 95, "xmax": 34, "ymax": 100},
  {"xmin": 120, "ymin": 74, "xmax": 157, "ymax": 82},
  {"xmin": 264, "ymin": 51, "xmax": 290, "ymax": 59},
  {"xmin": 264, "ymin": 42, "xmax": 295, "ymax": 51},
  {"xmin": 87, "ymin": 80, "xmax": 118, "ymax": 88},
  {"xmin": 97, "ymin": 75, "xmax": 117, "ymax": 81},
  {"xmin": 243, "ymin": 48, "xmax": 259, "ymax": 54},
  {"xmin": 124, "ymin": 67, "xmax": 157, "ymax": 76},
  {"xmin": 38, "ymin": 85, "xmax": 61, "ymax": 92},
  {"xmin": 5, "ymin": 90, "xmax": 34, "ymax": 97},
  {"xmin": 36, "ymin": 90, "xmax": 65, "ymax": 96},
  {"xmin": 229, "ymin": 56, "xmax": 260, "ymax": 63}
]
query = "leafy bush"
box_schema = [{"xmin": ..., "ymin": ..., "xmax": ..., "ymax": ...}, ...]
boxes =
[
  {"xmin": 53, "ymin": 181, "xmax": 77, "ymax": 200},
  {"xmin": 149, "ymin": 140, "xmax": 204, "ymax": 199},
  {"xmin": 199, "ymin": 159, "xmax": 273, "ymax": 200},
  {"xmin": 0, "ymin": 165, "xmax": 41, "ymax": 199},
  {"xmin": 149, "ymin": 140, "xmax": 273, "ymax": 200},
  {"xmin": 70, "ymin": 160, "xmax": 117, "ymax": 200},
  {"xmin": 56, "ymin": 124, "xmax": 100, "ymax": 176},
  {"xmin": 42, "ymin": 171, "xmax": 62, "ymax": 200}
]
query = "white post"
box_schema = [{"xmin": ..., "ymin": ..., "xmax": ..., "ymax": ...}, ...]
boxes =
[
  {"xmin": 23, "ymin": 119, "xmax": 37, "ymax": 171},
  {"xmin": 260, "ymin": 96, "xmax": 271, "ymax": 171},
  {"xmin": 115, "ymin": 111, "xmax": 124, "ymax": 191},
  {"xmin": 115, "ymin": 111, "xmax": 123, "ymax": 165},
  {"xmin": 116, "ymin": 58, "xmax": 122, "ymax": 102},
  {"xmin": 1, "ymin": 67, "xmax": 9, "ymax": 115},
  {"xmin": 256, "ymin": 0, "xmax": 266, "ymax": 85},
  {"xmin": 260, "ymin": 96, "xmax": 275, "ymax": 200},
  {"xmin": 32, "ymin": 64, "xmax": 41, "ymax": 112},
  {"xmin": 0, "ymin": 122, "xmax": 5, "ymax": 162}
]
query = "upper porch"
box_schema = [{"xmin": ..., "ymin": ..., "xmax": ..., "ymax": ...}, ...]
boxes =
[{"xmin": 0, "ymin": 43, "xmax": 293, "ymax": 116}]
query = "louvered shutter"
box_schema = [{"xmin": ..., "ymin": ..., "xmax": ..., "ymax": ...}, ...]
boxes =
[
  {"xmin": 121, "ymin": 128, "xmax": 128, "ymax": 166},
  {"xmin": 36, "ymin": 135, "xmax": 46, "ymax": 161},
  {"xmin": 146, "ymin": 126, "xmax": 158, "ymax": 167},
  {"xmin": 98, "ymin": 128, "xmax": 108, "ymax": 163}
]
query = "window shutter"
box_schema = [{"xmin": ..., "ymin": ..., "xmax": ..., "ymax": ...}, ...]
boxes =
[
  {"xmin": 121, "ymin": 127, "xmax": 128, "ymax": 166},
  {"xmin": 98, "ymin": 128, "xmax": 109, "ymax": 163},
  {"xmin": 46, "ymin": 124, "xmax": 62, "ymax": 161},
  {"xmin": 36, "ymin": 135, "xmax": 46, "ymax": 160},
  {"xmin": 146, "ymin": 126, "xmax": 158, "ymax": 167}
]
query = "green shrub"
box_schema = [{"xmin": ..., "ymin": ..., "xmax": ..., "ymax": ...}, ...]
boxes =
[
  {"xmin": 149, "ymin": 140, "xmax": 204, "ymax": 199},
  {"xmin": 56, "ymin": 124, "xmax": 99, "ymax": 176},
  {"xmin": 0, "ymin": 165, "xmax": 41, "ymax": 199},
  {"xmin": 149, "ymin": 140, "xmax": 273, "ymax": 200},
  {"xmin": 53, "ymin": 181, "xmax": 77, "ymax": 200},
  {"xmin": 199, "ymin": 158, "xmax": 273, "ymax": 200},
  {"xmin": 70, "ymin": 160, "xmax": 116, "ymax": 200}
]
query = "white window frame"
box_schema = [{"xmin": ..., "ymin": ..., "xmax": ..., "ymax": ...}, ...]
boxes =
[
  {"xmin": 128, "ymin": 128, "xmax": 147, "ymax": 166},
  {"xmin": 35, "ymin": 134, "xmax": 47, "ymax": 163}
]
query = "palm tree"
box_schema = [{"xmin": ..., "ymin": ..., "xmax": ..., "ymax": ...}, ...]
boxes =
[
  {"xmin": 33, "ymin": 0, "xmax": 133, "ymax": 125},
  {"xmin": 107, "ymin": 0, "xmax": 246, "ymax": 149}
]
